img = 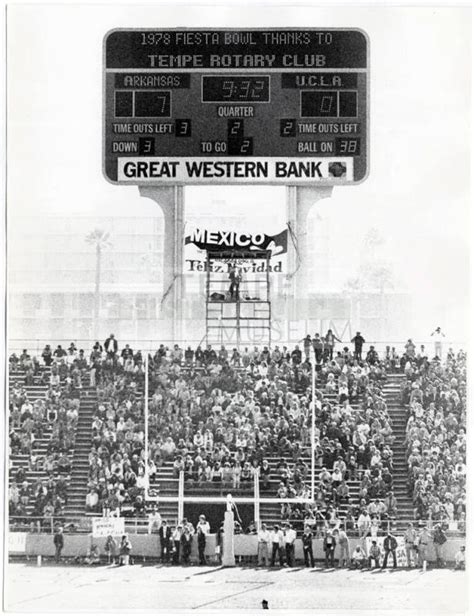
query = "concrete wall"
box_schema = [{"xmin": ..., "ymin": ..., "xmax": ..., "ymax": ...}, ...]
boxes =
[{"xmin": 14, "ymin": 533, "xmax": 466, "ymax": 563}]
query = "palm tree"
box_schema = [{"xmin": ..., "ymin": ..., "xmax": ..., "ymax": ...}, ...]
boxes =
[
  {"xmin": 344, "ymin": 276, "xmax": 364, "ymax": 333},
  {"xmin": 369, "ymin": 266, "xmax": 394, "ymax": 295},
  {"xmin": 369, "ymin": 266, "xmax": 394, "ymax": 340},
  {"xmin": 85, "ymin": 229, "xmax": 111, "ymax": 339}
]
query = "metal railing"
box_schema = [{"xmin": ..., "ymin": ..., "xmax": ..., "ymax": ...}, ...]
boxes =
[
  {"xmin": 7, "ymin": 337, "xmax": 466, "ymax": 358},
  {"xmin": 8, "ymin": 515, "xmax": 466, "ymax": 537},
  {"xmin": 8, "ymin": 515, "xmax": 178, "ymax": 535}
]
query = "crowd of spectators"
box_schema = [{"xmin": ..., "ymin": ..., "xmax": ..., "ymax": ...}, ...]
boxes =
[
  {"xmin": 8, "ymin": 348, "xmax": 82, "ymax": 527},
  {"xmin": 280, "ymin": 349, "xmax": 396, "ymax": 530},
  {"xmin": 403, "ymin": 345, "xmax": 466, "ymax": 528},
  {"xmin": 146, "ymin": 343, "xmax": 314, "ymax": 498},
  {"xmin": 8, "ymin": 333, "xmax": 467, "ymax": 535},
  {"xmin": 85, "ymin": 337, "xmax": 148, "ymax": 517}
]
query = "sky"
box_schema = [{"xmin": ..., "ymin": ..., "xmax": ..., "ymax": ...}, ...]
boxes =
[{"xmin": 6, "ymin": 4, "xmax": 472, "ymax": 340}]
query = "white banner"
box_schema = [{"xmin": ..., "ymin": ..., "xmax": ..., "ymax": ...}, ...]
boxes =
[
  {"xmin": 117, "ymin": 157, "xmax": 354, "ymax": 183},
  {"xmin": 92, "ymin": 517, "xmax": 125, "ymax": 538},
  {"xmin": 8, "ymin": 532, "xmax": 27, "ymax": 553}
]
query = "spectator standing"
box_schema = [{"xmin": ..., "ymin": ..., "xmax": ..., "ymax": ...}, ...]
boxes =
[
  {"xmin": 104, "ymin": 334, "xmax": 118, "ymax": 358},
  {"xmin": 324, "ymin": 329, "xmax": 341, "ymax": 360},
  {"xmin": 158, "ymin": 520, "xmax": 172, "ymax": 563},
  {"xmin": 302, "ymin": 526, "xmax": 315, "ymax": 568},
  {"xmin": 257, "ymin": 523, "xmax": 270, "ymax": 567},
  {"xmin": 369, "ymin": 516, "xmax": 380, "ymax": 539},
  {"xmin": 357, "ymin": 509, "xmax": 371, "ymax": 538},
  {"xmin": 335, "ymin": 528, "xmax": 350, "ymax": 568},
  {"xmin": 301, "ymin": 335, "xmax": 312, "ymax": 361},
  {"xmin": 260, "ymin": 460, "xmax": 271, "ymax": 491},
  {"xmin": 196, "ymin": 514, "xmax": 210, "ymax": 565},
  {"xmin": 405, "ymin": 339, "xmax": 416, "ymax": 359},
  {"xmin": 147, "ymin": 505, "xmax": 162, "ymax": 534},
  {"xmin": 312, "ymin": 335, "xmax": 324, "ymax": 364},
  {"xmin": 384, "ymin": 491, "xmax": 398, "ymax": 519},
  {"xmin": 53, "ymin": 526, "xmax": 64, "ymax": 563},
  {"xmin": 104, "ymin": 534, "xmax": 118, "ymax": 565},
  {"xmin": 228, "ymin": 264, "xmax": 242, "ymax": 300},
  {"xmin": 119, "ymin": 534, "xmax": 132, "ymax": 566},
  {"xmin": 431, "ymin": 327, "xmax": 445, "ymax": 358},
  {"xmin": 180, "ymin": 527, "xmax": 193, "ymax": 565},
  {"xmin": 417, "ymin": 525, "xmax": 431, "ymax": 569},
  {"xmin": 270, "ymin": 525, "xmax": 284, "ymax": 567},
  {"xmin": 53, "ymin": 345, "xmax": 66, "ymax": 360},
  {"xmin": 41, "ymin": 345, "xmax": 53, "ymax": 366},
  {"xmin": 382, "ymin": 531, "xmax": 398, "ymax": 569},
  {"xmin": 432, "ymin": 524, "xmax": 447, "ymax": 568},
  {"xmin": 120, "ymin": 344, "xmax": 133, "ymax": 361},
  {"xmin": 403, "ymin": 523, "xmax": 417, "ymax": 568},
  {"xmin": 351, "ymin": 332, "xmax": 365, "ymax": 361},
  {"xmin": 215, "ymin": 523, "xmax": 224, "ymax": 565},
  {"xmin": 323, "ymin": 530, "xmax": 336, "ymax": 568},
  {"xmin": 283, "ymin": 523, "xmax": 297, "ymax": 567},
  {"xmin": 85, "ymin": 489, "xmax": 99, "ymax": 512},
  {"xmin": 171, "ymin": 525, "xmax": 182, "ymax": 564}
]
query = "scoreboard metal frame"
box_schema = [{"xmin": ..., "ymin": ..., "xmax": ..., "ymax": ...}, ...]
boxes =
[{"xmin": 103, "ymin": 28, "xmax": 369, "ymax": 185}]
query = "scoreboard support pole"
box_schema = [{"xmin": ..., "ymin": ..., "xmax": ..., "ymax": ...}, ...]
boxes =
[
  {"xmin": 139, "ymin": 186, "xmax": 185, "ymax": 343},
  {"xmin": 286, "ymin": 186, "xmax": 333, "ymax": 324}
]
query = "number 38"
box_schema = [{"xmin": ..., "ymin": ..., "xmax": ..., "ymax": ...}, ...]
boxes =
[{"xmin": 339, "ymin": 139, "xmax": 358, "ymax": 154}]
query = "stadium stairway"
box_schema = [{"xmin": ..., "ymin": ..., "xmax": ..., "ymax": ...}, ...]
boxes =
[
  {"xmin": 144, "ymin": 390, "xmax": 179, "ymax": 523},
  {"xmin": 258, "ymin": 458, "xmax": 361, "ymax": 532},
  {"xmin": 383, "ymin": 373, "xmax": 413, "ymax": 530},
  {"xmin": 150, "ymin": 461, "xmax": 179, "ymax": 524},
  {"xmin": 259, "ymin": 382, "xmax": 415, "ymax": 532},
  {"xmin": 9, "ymin": 383, "xmax": 51, "ymax": 494},
  {"xmin": 65, "ymin": 387, "xmax": 97, "ymax": 516},
  {"xmin": 259, "ymin": 391, "xmax": 360, "ymax": 531},
  {"xmin": 9, "ymin": 379, "xmax": 75, "ymax": 517}
]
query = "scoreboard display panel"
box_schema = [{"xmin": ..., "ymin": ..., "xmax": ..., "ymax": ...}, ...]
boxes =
[{"xmin": 103, "ymin": 29, "xmax": 369, "ymax": 185}]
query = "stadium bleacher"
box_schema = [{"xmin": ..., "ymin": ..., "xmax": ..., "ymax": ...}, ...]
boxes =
[{"xmin": 8, "ymin": 339, "xmax": 466, "ymax": 537}]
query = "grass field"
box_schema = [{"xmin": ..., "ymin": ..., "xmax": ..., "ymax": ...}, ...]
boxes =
[{"xmin": 3, "ymin": 562, "xmax": 468, "ymax": 614}]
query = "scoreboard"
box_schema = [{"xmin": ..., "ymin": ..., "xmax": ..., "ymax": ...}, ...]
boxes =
[{"xmin": 103, "ymin": 29, "xmax": 369, "ymax": 185}]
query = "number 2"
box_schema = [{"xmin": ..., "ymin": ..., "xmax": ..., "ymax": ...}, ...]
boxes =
[{"xmin": 240, "ymin": 139, "xmax": 251, "ymax": 153}]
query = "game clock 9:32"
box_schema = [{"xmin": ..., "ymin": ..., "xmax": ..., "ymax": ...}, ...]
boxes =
[{"xmin": 202, "ymin": 76, "xmax": 270, "ymax": 103}]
